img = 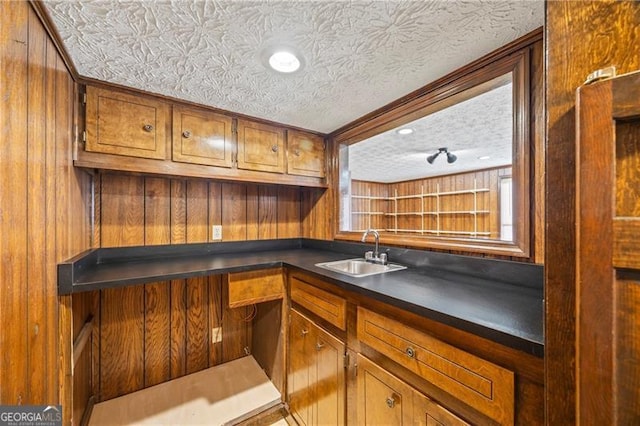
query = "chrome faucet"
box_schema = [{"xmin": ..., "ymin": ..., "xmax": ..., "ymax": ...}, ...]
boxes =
[{"xmin": 361, "ymin": 229, "xmax": 387, "ymax": 265}]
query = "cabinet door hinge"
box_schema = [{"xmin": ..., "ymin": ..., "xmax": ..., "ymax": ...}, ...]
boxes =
[
  {"xmin": 343, "ymin": 352, "xmax": 349, "ymax": 369},
  {"xmin": 231, "ymin": 120, "xmax": 238, "ymax": 135},
  {"xmin": 82, "ymin": 130, "xmax": 86, "ymax": 143},
  {"xmin": 81, "ymin": 92, "xmax": 87, "ymax": 105}
]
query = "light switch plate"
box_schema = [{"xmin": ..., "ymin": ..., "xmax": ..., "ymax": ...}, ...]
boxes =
[{"xmin": 212, "ymin": 225, "xmax": 222, "ymax": 240}]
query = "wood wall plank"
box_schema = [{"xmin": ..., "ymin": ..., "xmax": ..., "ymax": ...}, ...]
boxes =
[
  {"xmin": 100, "ymin": 174, "xmax": 145, "ymax": 247},
  {"xmin": 258, "ymin": 186, "xmax": 278, "ymax": 239},
  {"xmin": 144, "ymin": 282, "xmax": 170, "ymax": 387},
  {"xmin": 186, "ymin": 180, "xmax": 209, "ymax": 243},
  {"xmin": 169, "ymin": 280, "xmax": 187, "ymax": 379},
  {"xmin": 0, "ymin": 1, "xmax": 29, "ymax": 404},
  {"xmin": 99, "ymin": 287, "xmax": 145, "ymax": 400},
  {"xmin": 222, "ymin": 183, "xmax": 247, "ymax": 241},
  {"xmin": 26, "ymin": 7, "xmax": 49, "ymax": 404},
  {"xmin": 208, "ymin": 275, "xmax": 223, "ymax": 366},
  {"xmin": 277, "ymin": 187, "xmax": 301, "ymax": 238},
  {"xmin": 186, "ymin": 277, "xmax": 209, "ymax": 374}
]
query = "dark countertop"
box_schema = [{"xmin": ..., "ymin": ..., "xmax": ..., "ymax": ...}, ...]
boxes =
[{"xmin": 58, "ymin": 238, "xmax": 544, "ymax": 357}]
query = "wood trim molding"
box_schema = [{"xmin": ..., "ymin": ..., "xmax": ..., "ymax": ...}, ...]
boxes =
[{"xmin": 29, "ymin": 1, "xmax": 79, "ymax": 79}]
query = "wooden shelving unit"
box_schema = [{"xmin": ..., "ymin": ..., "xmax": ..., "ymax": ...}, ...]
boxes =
[{"xmin": 351, "ymin": 179, "xmax": 491, "ymax": 237}]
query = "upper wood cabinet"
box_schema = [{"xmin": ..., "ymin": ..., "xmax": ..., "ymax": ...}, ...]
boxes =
[
  {"xmin": 287, "ymin": 130, "xmax": 326, "ymax": 178},
  {"xmin": 172, "ymin": 106, "xmax": 233, "ymax": 168},
  {"xmin": 236, "ymin": 119, "xmax": 285, "ymax": 173},
  {"xmin": 85, "ymin": 86, "xmax": 169, "ymax": 160}
]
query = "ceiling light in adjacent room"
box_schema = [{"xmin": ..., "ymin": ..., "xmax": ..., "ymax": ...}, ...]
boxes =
[
  {"xmin": 478, "ymin": 155, "xmax": 491, "ymax": 160},
  {"xmin": 397, "ymin": 128, "xmax": 414, "ymax": 135},
  {"xmin": 268, "ymin": 51, "xmax": 301, "ymax": 73}
]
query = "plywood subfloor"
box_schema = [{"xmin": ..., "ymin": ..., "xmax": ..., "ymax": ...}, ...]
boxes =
[{"xmin": 89, "ymin": 356, "xmax": 281, "ymax": 425}]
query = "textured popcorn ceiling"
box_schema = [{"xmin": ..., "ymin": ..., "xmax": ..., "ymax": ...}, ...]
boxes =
[
  {"xmin": 348, "ymin": 80, "xmax": 513, "ymax": 183},
  {"xmin": 42, "ymin": 0, "xmax": 543, "ymax": 134}
]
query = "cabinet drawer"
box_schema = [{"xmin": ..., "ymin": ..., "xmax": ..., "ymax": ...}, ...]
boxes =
[
  {"xmin": 357, "ymin": 307, "xmax": 514, "ymax": 425},
  {"xmin": 290, "ymin": 277, "xmax": 346, "ymax": 330},
  {"xmin": 172, "ymin": 106, "xmax": 234, "ymax": 168},
  {"xmin": 85, "ymin": 86, "xmax": 168, "ymax": 160},
  {"xmin": 227, "ymin": 268, "xmax": 284, "ymax": 308}
]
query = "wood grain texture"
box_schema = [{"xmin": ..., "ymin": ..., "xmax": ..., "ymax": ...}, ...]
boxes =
[
  {"xmin": 100, "ymin": 287, "xmax": 145, "ymax": 400},
  {"xmin": 208, "ymin": 275, "xmax": 223, "ymax": 367},
  {"xmin": 228, "ymin": 268, "xmax": 284, "ymax": 308},
  {"xmin": 616, "ymin": 278, "xmax": 640, "ymax": 425},
  {"xmin": 186, "ymin": 277, "xmax": 210, "ymax": 374},
  {"xmin": 546, "ymin": 2, "xmax": 640, "ymax": 424},
  {"xmin": 169, "ymin": 280, "xmax": 187, "ymax": 379},
  {"xmin": 186, "ymin": 179, "xmax": 209, "ymax": 243},
  {"xmin": 222, "ymin": 276, "xmax": 251, "ymax": 363},
  {"xmin": 277, "ymin": 186, "xmax": 301, "ymax": 238},
  {"xmin": 1, "ymin": 2, "xmax": 29, "ymax": 404},
  {"xmin": 1, "ymin": 3, "xmax": 92, "ymax": 417},
  {"xmin": 100, "ymin": 174, "xmax": 145, "ymax": 247},
  {"xmin": 222, "ymin": 182, "xmax": 248, "ymax": 241},
  {"xmin": 258, "ymin": 185, "xmax": 278, "ymax": 239},
  {"xmin": 144, "ymin": 282, "xmax": 170, "ymax": 387}
]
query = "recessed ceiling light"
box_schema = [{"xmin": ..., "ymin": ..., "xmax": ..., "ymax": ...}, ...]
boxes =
[
  {"xmin": 268, "ymin": 51, "xmax": 301, "ymax": 73},
  {"xmin": 478, "ymin": 155, "xmax": 491, "ymax": 160},
  {"xmin": 397, "ymin": 128, "xmax": 414, "ymax": 135}
]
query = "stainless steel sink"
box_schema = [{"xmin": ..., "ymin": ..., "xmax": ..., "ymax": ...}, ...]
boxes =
[{"xmin": 315, "ymin": 258, "xmax": 406, "ymax": 277}]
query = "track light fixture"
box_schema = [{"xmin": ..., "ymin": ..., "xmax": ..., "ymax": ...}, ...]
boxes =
[{"xmin": 427, "ymin": 147, "xmax": 457, "ymax": 164}]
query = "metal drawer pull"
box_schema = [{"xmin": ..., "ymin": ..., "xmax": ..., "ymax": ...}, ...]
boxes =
[
  {"xmin": 301, "ymin": 329, "xmax": 308, "ymax": 337},
  {"xmin": 182, "ymin": 130, "xmax": 191, "ymax": 138},
  {"xmin": 316, "ymin": 342, "xmax": 325, "ymax": 351},
  {"xmin": 143, "ymin": 124, "xmax": 154, "ymax": 132},
  {"xmin": 271, "ymin": 145, "xmax": 279, "ymax": 153},
  {"xmin": 405, "ymin": 346, "xmax": 416, "ymax": 358},
  {"xmin": 386, "ymin": 396, "xmax": 396, "ymax": 408}
]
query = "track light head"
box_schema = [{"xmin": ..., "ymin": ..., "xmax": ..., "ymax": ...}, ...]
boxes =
[
  {"xmin": 427, "ymin": 147, "xmax": 456, "ymax": 165},
  {"xmin": 426, "ymin": 152, "xmax": 439, "ymax": 164}
]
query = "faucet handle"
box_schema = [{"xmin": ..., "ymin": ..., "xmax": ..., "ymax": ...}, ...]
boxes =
[
  {"xmin": 379, "ymin": 253, "xmax": 388, "ymax": 265},
  {"xmin": 364, "ymin": 251, "xmax": 374, "ymax": 261}
]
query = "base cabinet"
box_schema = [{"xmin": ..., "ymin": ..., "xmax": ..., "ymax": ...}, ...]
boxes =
[
  {"xmin": 358, "ymin": 355, "xmax": 469, "ymax": 426},
  {"xmin": 288, "ymin": 309, "xmax": 346, "ymax": 426}
]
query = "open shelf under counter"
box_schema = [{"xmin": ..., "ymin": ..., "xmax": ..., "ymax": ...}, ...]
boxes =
[{"xmin": 88, "ymin": 356, "xmax": 281, "ymax": 425}]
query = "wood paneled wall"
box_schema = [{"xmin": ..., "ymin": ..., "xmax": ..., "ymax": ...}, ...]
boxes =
[
  {"xmin": 545, "ymin": 1, "xmax": 640, "ymax": 424},
  {"xmin": 0, "ymin": 1, "xmax": 92, "ymax": 421},
  {"xmin": 88, "ymin": 172, "xmax": 327, "ymax": 401}
]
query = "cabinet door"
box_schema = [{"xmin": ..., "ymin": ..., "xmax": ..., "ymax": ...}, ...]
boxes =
[
  {"xmin": 289, "ymin": 309, "xmax": 346, "ymax": 426},
  {"xmin": 357, "ymin": 355, "xmax": 413, "ymax": 426},
  {"xmin": 85, "ymin": 86, "xmax": 168, "ymax": 159},
  {"xmin": 172, "ymin": 107, "xmax": 233, "ymax": 167},
  {"xmin": 313, "ymin": 325, "xmax": 345, "ymax": 425},
  {"xmin": 288, "ymin": 130, "xmax": 325, "ymax": 177},
  {"xmin": 237, "ymin": 119, "xmax": 285, "ymax": 173},
  {"xmin": 289, "ymin": 310, "xmax": 314, "ymax": 426},
  {"xmin": 414, "ymin": 393, "xmax": 469, "ymax": 426}
]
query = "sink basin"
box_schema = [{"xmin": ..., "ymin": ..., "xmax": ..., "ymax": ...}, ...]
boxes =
[{"xmin": 315, "ymin": 258, "xmax": 406, "ymax": 277}]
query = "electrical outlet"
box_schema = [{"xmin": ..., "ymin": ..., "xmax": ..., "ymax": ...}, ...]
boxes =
[
  {"xmin": 211, "ymin": 327, "xmax": 222, "ymax": 344},
  {"xmin": 212, "ymin": 225, "xmax": 222, "ymax": 240}
]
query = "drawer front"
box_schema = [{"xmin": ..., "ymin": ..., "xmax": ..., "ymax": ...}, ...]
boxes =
[
  {"xmin": 86, "ymin": 86, "xmax": 168, "ymax": 160},
  {"xmin": 357, "ymin": 307, "xmax": 514, "ymax": 425},
  {"xmin": 227, "ymin": 268, "xmax": 284, "ymax": 308},
  {"xmin": 290, "ymin": 277, "xmax": 346, "ymax": 330}
]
